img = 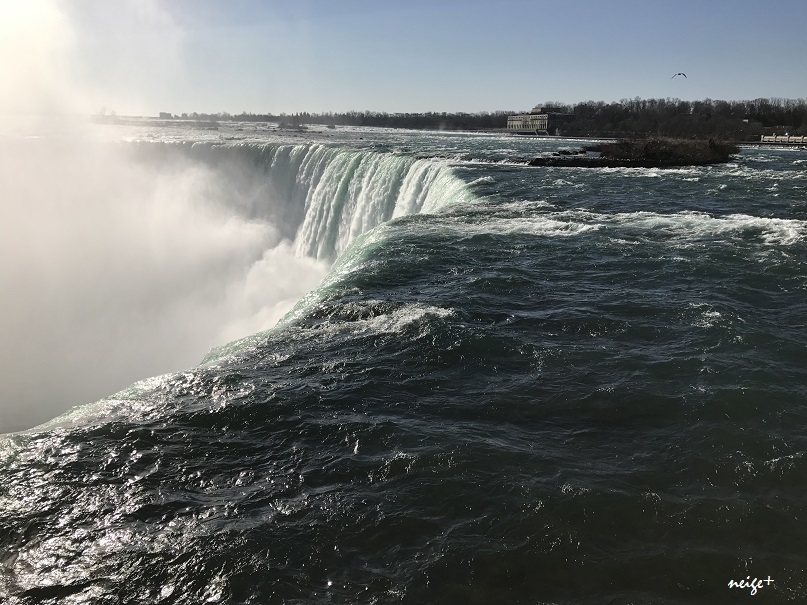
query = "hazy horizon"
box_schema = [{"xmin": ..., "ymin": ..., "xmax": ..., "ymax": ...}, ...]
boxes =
[{"xmin": 11, "ymin": 94, "xmax": 807, "ymax": 122}]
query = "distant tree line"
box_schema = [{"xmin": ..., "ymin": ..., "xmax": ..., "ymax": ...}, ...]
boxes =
[
  {"xmin": 557, "ymin": 97, "xmax": 807, "ymax": 139},
  {"xmin": 167, "ymin": 110, "xmax": 516, "ymax": 131},
  {"xmin": 163, "ymin": 97, "xmax": 807, "ymax": 139}
]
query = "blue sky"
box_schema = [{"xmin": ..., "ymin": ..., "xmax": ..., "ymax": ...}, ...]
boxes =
[{"xmin": 6, "ymin": 0, "xmax": 807, "ymax": 116}]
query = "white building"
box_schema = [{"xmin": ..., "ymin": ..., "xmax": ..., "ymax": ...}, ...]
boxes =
[
  {"xmin": 507, "ymin": 105, "xmax": 574, "ymax": 134},
  {"xmin": 506, "ymin": 106, "xmax": 549, "ymax": 133}
]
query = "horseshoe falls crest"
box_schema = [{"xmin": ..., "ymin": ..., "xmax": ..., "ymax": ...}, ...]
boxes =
[{"xmin": 1, "ymin": 124, "xmax": 806, "ymax": 604}]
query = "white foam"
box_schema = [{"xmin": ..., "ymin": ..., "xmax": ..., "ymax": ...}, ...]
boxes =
[
  {"xmin": 595, "ymin": 210, "xmax": 805, "ymax": 246},
  {"xmin": 688, "ymin": 303, "xmax": 724, "ymax": 329},
  {"xmin": 261, "ymin": 301, "xmax": 456, "ymax": 353},
  {"xmin": 359, "ymin": 304, "xmax": 454, "ymax": 335},
  {"xmin": 452, "ymin": 209, "xmax": 806, "ymax": 246},
  {"xmin": 488, "ymin": 217, "xmax": 599, "ymax": 237},
  {"xmin": 467, "ymin": 175, "xmax": 495, "ymax": 185}
]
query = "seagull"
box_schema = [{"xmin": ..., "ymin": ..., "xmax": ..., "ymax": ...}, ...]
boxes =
[{"xmin": 671, "ymin": 72, "xmax": 687, "ymax": 79}]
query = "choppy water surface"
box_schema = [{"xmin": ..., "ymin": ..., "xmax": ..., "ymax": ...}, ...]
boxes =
[{"xmin": 1, "ymin": 122, "xmax": 806, "ymax": 604}]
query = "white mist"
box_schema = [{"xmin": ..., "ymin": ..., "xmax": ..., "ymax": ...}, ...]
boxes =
[{"xmin": 0, "ymin": 133, "xmax": 326, "ymax": 432}]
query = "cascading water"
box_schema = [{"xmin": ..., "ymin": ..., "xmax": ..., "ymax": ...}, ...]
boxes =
[{"xmin": 162, "ymin": 141, "xmax": 475, "ymax": 260}]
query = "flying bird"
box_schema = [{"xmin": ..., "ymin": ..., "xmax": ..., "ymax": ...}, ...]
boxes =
[{"xmin": 671, "ymin": 72, "xmax": 687, "ymax": 79}]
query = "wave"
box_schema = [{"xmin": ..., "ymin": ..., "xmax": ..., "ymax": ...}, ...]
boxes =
[
  {"xmin": 603, "ymin": 210, "xmax": 806, "ymax": 245},
  {"xmin": 406, "ymin": 202, "xmax": 806, "ymax": 247}
]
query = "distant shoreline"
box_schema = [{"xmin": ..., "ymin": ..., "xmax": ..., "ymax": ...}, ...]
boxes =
[{"xmin": 86, "ymin": 114, "xmax": 805, "ymax": 147}]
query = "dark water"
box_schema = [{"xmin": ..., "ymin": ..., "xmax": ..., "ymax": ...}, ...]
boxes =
[{"xmin": 1, "ymin": 128, "xmax": 806, "ymax": 604}]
